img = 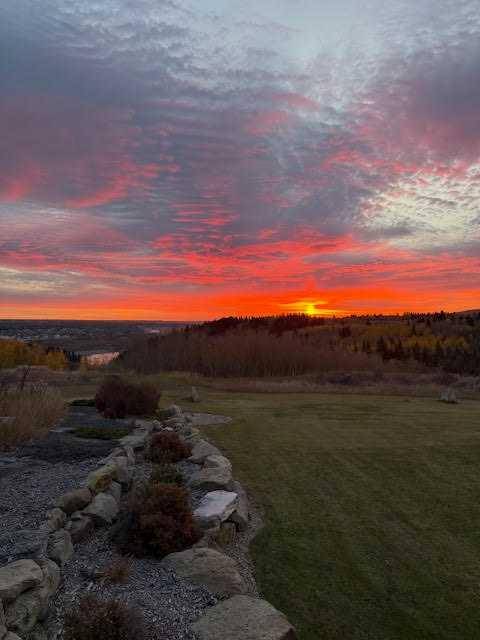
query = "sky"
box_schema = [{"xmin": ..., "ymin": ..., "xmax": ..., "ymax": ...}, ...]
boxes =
[{"xmin": 0, "ymin": 0, "xmax": 479, "ymax": 320}]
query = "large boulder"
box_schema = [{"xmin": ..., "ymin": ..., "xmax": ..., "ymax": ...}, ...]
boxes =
[
  {"xmin": 83, "ymin": 492, "xmax": 119, "ymax": 526},
  {"xmin": 162, "ymin": 548, "xmax": 246, "ymax": 598},
  {"xmin": 191, "ymin": 595, "xmax": 297, "ymax": 640},
  {"xmin": 189, "ymin": 455, "xmax": 233, "ymax": 492},
  {"xmin": 4, "ymin": 559, "xmax": 59, "ymax": 637},
  {"xmin": 47, "ymin": 530, "xmax": 73, "ymax": 567},
  {"xmin": 0, "ymin": 560, "xmax": 43, "ymax": 602},
  {"xmin": 229, "ymin": 481, "xmax": 249, "ymax": 531},
  {"xmin": 189, "ymin": 440, "xmax": 222, "ymax": 465},
  {"xmin": 56, "ymin": 487, "xmax": 92, "ymax": 515},
  {"xmin": 0, "ymin": 530, "xmax": 48, "ymax": 566},
  {"xmin": 66, "ymin": 513, "xmax": 94, "ymax": 544},
  {"xmin": 193, "ymin": 491, "xmax": 239, "ymax": 530}
]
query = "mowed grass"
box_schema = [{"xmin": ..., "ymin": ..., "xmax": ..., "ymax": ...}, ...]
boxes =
[{"xmin": 191, "ymin": 390, "xmax": 480, "ymax": 640}]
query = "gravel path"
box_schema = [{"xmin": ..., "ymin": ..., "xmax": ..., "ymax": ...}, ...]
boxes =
[
  {"xmin": 46, "ymin": 529, "xmax": 217, "ymax": 640},
  {"xmin": 0, "ymin": 457, "xmax": 99, "ymax": 533}
]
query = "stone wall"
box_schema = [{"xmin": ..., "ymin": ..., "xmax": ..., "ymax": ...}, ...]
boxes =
[{"xmin": 0, "ymin": 406, "xmax": 297, "ymax": 640}]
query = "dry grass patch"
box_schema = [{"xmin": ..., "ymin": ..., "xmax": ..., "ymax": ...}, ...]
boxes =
[{"xmin": 0, "ymin": 386, "xmax": 66, "ymax": 448}]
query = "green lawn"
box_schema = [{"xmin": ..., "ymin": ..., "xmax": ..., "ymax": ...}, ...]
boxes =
[{"xmin": 190, "ymin": 390, "xmax": 480, "ymax": 640}]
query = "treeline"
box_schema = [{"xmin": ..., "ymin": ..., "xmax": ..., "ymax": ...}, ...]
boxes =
[
  {"xmin": 121, "ymin": 311, "xmax": 480, "ymax": 378},
  {"xmin": 121, "ymin": 329, "xmax": 381, "ymax": 377},
  {"xmin": 0, "ymin": 339, "xmax": 68, "ymax": 370}
]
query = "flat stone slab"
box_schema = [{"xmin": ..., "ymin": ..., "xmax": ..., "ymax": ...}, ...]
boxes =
[
  {"xmin": 191, "ymin": 595, "xmax": 297, "ymax": 640},
  {"xmin": 194, "ymin": 491, "xmax": 239, "ymax": 529},
  {"xmin": 162, "ymin": 548, "xmax": 247, "ymax": 598}
]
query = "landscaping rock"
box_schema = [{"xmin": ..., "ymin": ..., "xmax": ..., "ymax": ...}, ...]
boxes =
[
  {"xmin": 43, "ymin": 509, "xmax": 67, "ymax": 533},
  {"xmin": 440, "ymin": 388, "xmax": 459, "ymax": 404},
  {"xmin": 189, "ymin": 455, "xmax": 234, "ymax": 492},
  {"xmin": 229, "ymin": 481, "xmax": 249, "ymax": 531},
  {"xmin": 86, "ymin": 463, "xmax": 117, "ymax": 493},
  {"xmin": 122, "ymin": 445, "xmax": 135, "ymax": 466},
  {"xmin": 106, "ymin": 481, "xmax": 122, "ymax": 504},
  {"xmin": 4, "ymin": 560, "xmax": 59, "ymax": 636},
  {"xmin": 194, "ymin": 491, "xmax": 239, "ymax": 530},
  {"xmin": 47, "ymin": 530, "xmax": 73, "ymax": 567},
  {"xmin": 158, "ymin": 404, "xmax": 182, "ymax": 420},
  {"xmin": 119, "ymin": 430, "xmax": 148, "ymax": 451},
  {"xmin": 0, "ymin": 560, "xmax": 43, "ymax": 602},
  {"xmin": 0, "ymin": 530, "xmax": 48, "ymax": 566},
  {"xmin": 83, "ymin": 493, "xmax": 119, "ymax": 526},
  {"xmin": 191, "ymin": 595, "xmax": 297, "ymax": 640},
  {"xmin": 162, "ymin": 548, "xmax": 247, "ymax": 598},
  {"xmin": 4, "ymin": 633, "xmax": 22, "ymax": 640},
  {"xmin": 189, "ymin": 440, "xmax": 222, "ymax": 465},
  {"xmin": 189, "ymin": 468, "xmax": 234, "ymax": 492},
  {"xmin": 190, "ymin": 387, "xmax": 200, "ymax": 403},
  {"xmin": 112, "ymin": 456, "xmax": 132, "ymax": 489},
  {"xmin": 56, "ymin": 487, "xmax": 92, "ymax": 515},
  {"xmin": 1, "ymin": 599, "xmax": 6, "ymax": 639},
  {"xmin": 204, "ymin": 455, "xmax": 232, "ymax": 471},
  {"xmin": 65, "ymin": 513, "xmax": 94, "ymax": 544}
]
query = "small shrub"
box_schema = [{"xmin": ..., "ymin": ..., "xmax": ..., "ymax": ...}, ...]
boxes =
[
  {"xmin": 64, "ymin": 595, "xmax": 145, "ymax": 640},
  {"xmin": 73, "ymin": 426, "xmax": 131, "ymax": 440},
  {"xmin": 150, "ymin": 463, "xmax": 185, "ymax": 486},
  {"xmin": 95, "ymin": 376, "xmax": 161, "ymax": 419},
  {"xmin": 147, "ymin": 431, "xmax": 192, "ymax": 464},
  {"xmin": 122, "ymin": 481, "xmax": 201, "ymax": 557},
  {"xmin": 99, "ymin": 556, "xmax": 133, "ymax": 584}
]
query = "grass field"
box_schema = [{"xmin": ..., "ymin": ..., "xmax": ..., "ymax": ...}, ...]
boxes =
[{"xmin": 183, "ymin": 390, "xmax": 480, "ymax": 640}]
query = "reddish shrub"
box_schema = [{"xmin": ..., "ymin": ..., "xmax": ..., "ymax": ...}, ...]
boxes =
[
  {"xmin": 95, "ymin": 376, "xmax": 160, "ymax": 419},
  {"xmin": 147, "ymin": 431, "xmax": 192, "ymax": 464},
  {"xmin": 123, "ymin": 482, "xmax": 201, "ymax": 557},
  {"xmin": 64, "ymin": 595, "xmax": 145, "ymax": 640}
]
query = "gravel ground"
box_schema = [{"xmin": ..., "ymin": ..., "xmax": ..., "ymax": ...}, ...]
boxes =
[
  {"xmin": 46, "ymin": 528, "xmax": 217, "ymax": 640},
  {"xmin": 16, "ymin": 432, "xmax": 117, "ymax": 462},
  {"xmin": 0, "ymin": 457, "xmax": 99, "ymax": 533}
]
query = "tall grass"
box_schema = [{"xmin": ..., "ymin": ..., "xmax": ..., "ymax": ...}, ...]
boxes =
[
  {"xmin": 0, "ymin": 385, "xmax": 66, "ymax": 448},
  {"xmin": 122, "ymin": 329, "xmax": 389, "ymax": 377}
]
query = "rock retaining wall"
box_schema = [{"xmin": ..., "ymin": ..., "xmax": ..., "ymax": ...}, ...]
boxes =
[{"xmin": 0, "ymin": 405, "xmax": 296, "ymax": 640}]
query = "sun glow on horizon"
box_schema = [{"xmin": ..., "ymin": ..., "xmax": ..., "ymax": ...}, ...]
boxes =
[{"xmin": 279, "ymin": 299, "xmax": 342, "ymax": 317}]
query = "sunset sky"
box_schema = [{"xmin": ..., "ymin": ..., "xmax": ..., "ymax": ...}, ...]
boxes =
[{"xmin": 1, "ymin": 0, "xmax": 479, "ymax": 319}]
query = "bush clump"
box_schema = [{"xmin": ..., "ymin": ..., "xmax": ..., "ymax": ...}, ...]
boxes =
[
  {"xmin": 122, "ymin": 481, "xmax": 200, "ymax": 557},
  {"xmin": 147, "ymin": 431, "xmax": 192, "ymax": 464},
  {"xmin": 150, "ymin": 463, "xmax": 185, "ymax": 486},
  {"xmin": 64, "ymin": 595, "xmax": 145, "ymax": 640},
  {"xmin": 95, "ymin": 376, "xmax": 161, "ymax": 419}
]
